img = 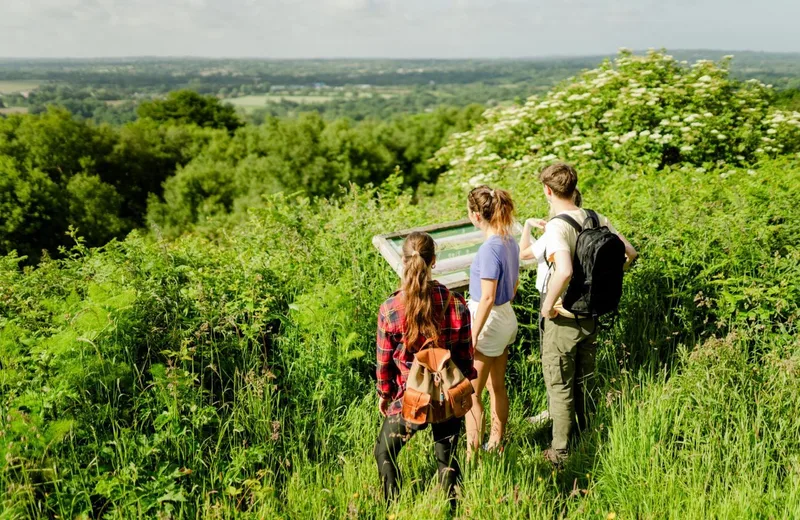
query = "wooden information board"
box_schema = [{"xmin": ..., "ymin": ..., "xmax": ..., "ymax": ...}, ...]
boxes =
[{"xmin": 372, "ymin": 219, "xmax": 534, "ymax": 292}]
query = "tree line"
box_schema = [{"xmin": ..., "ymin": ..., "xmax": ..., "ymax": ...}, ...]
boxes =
[{"xmin": 0, "ymin": 90, "xmax": 483, "ymax": 261}]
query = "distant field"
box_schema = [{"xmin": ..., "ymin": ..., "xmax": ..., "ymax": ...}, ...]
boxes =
[
  {"xmin": 227, "ymin": 94, "xmax": 334, "ymax": 111},
  {"xmin": 226, "ymin": 88, "xmax": 407, "ymax": 112},
  {"xmin": 0, "ymin": 80, "xmax": 41, "ymax": 93},
  {"xmin": 0, "ymin": 106, "xmax": 28, "ymax": 115}
]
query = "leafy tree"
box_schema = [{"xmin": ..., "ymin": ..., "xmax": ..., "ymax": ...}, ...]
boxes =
[
  {"xmin": 0, "ymin": 108, "xmax": 219, "ymax": 259},
  {"xmin": 137, "ymin": 90, "xmax": 242, "ymax": 132},
  {"xmin": 65, "ymin": 173, "xmax": 129, "ymax": 245},
  {"xmin": 107, "ymin": 119, "xmax": 219, "ymax": 221},
  {"xmin": 0, "ymin": 107, "xmax": 116, "ymax": 182},
  {"xmin": 0, "ymin": 157, "xmax": 64, "ymax": 259}
]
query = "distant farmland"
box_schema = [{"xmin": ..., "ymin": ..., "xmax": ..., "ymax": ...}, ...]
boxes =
[
  {"xmin": 0, "ymin": 80, "xmax": 42, "ymax": 94},
  {"xmin": 226, "ymin": 94, "xmax": 334, "ymax": 111},
  {"xmin": 0, "ymin": 107, "xmax": 28, "ymax": 115},
  {"xmin": 225, "ymin": 88, "xmax": 406, "ymax": 112}
]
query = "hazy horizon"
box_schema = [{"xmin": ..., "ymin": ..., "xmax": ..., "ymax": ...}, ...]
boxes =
[
  {"xmin": 3, "ymin": 0, "xmax": 800, "ymax": 59},
  {"xmin": 2, "ymin": 49, "xmax": 800, "ymax": 62}
]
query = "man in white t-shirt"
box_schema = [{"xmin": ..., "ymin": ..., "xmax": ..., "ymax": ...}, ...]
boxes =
[{"xmin": 534, "ymin": 162, "xmax": 638, "ymax": 467}]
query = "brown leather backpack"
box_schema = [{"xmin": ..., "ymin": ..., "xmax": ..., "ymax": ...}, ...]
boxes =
[{"xmin": 401, "ymin": 332, "xmax": 474, "ymax": 425}]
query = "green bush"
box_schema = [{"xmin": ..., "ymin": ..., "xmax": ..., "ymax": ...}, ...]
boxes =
[{"xmin": 437, "ymin": 50, "xmax": 800, "ymax": 187}]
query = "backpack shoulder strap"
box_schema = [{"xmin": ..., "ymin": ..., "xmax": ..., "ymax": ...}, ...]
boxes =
[
  {"xmin": 552, "ymin": 213, "xmax": 582, "ymax": 233},
  {"xmin": 584, "ymin": 209, "xmax": 600, "ymax": 229}
]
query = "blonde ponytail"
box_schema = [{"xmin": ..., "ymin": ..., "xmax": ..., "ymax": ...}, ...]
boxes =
[{"xmin": 468, "ymin": 185, "xmax": 515, "ymax": 235}]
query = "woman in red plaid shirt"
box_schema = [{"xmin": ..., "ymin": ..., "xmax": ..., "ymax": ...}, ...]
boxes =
[{"xmin": 374, "ymin": 231, "xmax": 476, "ymax": 506}]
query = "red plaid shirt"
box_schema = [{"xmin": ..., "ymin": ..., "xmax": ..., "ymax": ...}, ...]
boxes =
[{"xmin": 376, "ymin": 281, "xmax": 476, "ymax": 416}]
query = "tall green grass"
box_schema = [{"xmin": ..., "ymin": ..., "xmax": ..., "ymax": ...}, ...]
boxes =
[{"xmin": 2, "ymin": 156, "xmax": 798, "ymax": 518}]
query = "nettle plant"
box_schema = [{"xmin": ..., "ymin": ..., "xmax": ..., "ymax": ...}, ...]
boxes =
[{"xmin": 436, "ymin": 50, "xmax": 800, "ymax": 186}]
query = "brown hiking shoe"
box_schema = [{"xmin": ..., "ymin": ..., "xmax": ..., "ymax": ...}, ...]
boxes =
[{"xmin": 543, "ymin": 448, "xmax": 568, "ymax": 469}]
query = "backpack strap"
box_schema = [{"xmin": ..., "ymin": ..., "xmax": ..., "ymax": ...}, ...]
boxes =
[
  {"xmin": 552, "ymin": 213, "xmax": 582, "ymax": 233},
  {"xmin": 584, "ymin": 209, "xmax": 600, "ymax": 229}
]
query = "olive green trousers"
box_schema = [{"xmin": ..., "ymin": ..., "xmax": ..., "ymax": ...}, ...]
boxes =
[{"xmin": 541, "ymin": 315, "xmax": 598, "ymax": 451}]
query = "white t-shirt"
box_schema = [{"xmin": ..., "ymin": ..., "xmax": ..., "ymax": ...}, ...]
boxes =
[
  {"xmin": 527, "ymin": 236, "xmax": 549, "ymax": 294},
  {"xmin": 542, "ymin": 209, "xmax": 616, "ymax": 318}
]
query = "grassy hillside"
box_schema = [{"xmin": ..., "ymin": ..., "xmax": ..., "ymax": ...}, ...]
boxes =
[{"xmin": 1, "ymin": 51, "xmax": 799, "ymax": 519}]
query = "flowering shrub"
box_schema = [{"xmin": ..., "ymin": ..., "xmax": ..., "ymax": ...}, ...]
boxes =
[{"xmin": 436, "ymin": 50, "xmax": 800, "ymax": 186}]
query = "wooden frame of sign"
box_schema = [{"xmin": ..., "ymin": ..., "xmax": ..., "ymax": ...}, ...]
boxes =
[{"xmin": 372, "ymin": 218, "xmax": 534, "ymax": 292}]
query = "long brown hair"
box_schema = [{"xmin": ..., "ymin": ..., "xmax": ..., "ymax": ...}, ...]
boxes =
[
  {"xmin": 468, "ymin": 185, "xmax": 515, "ymax": 235},
  {"xmin": 401, "ymin": 231, "xmax": 438, "ymax": 350}
]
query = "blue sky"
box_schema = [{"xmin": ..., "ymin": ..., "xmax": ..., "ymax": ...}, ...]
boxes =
[{"xmin": 2, "ymin": 0, "xmax": 799, "ymax": 58}]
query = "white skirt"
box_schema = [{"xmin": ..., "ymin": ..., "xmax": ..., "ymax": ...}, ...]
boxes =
[{"xmin": 467, "ymin": 300, "xmax": 518, "ymax": 357}]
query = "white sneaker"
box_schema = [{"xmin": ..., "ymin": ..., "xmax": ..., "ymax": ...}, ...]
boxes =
[{"xmin": 527, "ymin": 410, "xmax": 551, "ymax": 427}]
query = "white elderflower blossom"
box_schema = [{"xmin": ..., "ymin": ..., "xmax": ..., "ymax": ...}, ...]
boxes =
[{"xmin": 468, "ymin": 174, "xmax": 487, "ymax": 186}]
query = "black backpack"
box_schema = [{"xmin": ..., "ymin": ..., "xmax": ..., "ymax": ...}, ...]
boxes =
[{"xmin": 552, "ymin": 210, "xmax": 626, "ymax": 318}]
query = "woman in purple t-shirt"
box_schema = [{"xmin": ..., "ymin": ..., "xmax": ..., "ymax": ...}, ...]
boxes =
[{"xmin": 465, "ymin": 185, "xmax": 520, "ymax": 457}]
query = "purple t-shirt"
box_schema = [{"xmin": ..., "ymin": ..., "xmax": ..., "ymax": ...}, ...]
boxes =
[{"xmin": 469, "ymin": 234, "xmax": 520, "ymax": 305}]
